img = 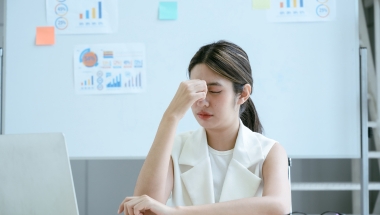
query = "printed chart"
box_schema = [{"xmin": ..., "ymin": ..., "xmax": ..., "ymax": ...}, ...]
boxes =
[
  {"xmin": 74, "ymin": 44, "xmax": 146, "ymax": 94},
  {"xmin": 46, "ymin": 0, "xmax": 118, "ymax": 34},
  {"xmin": 267, "ymin": 0, "xmax": 336, "ymax": 22}
]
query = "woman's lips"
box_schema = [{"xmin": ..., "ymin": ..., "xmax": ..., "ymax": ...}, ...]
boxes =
[{"xmin": 197, "ymin": 111, "xmax": 213, "ymax": 120}]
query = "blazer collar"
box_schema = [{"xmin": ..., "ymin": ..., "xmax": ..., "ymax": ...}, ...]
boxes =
[{"xmin": 178, "ymin": 120, "xmax": 263, "ymax": 205}]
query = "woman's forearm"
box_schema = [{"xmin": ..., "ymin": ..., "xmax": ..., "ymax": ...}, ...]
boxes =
[
  {"xmin": 133, "ymin": 113, "xmax": 179, "ymax": 203},
  {"xmin": 175, "ymin": 196, "xmax": 289, "ymax": 215},
  {"xmin": 133, "ymin": 80, "xmax": 207, "ymax": 203}
]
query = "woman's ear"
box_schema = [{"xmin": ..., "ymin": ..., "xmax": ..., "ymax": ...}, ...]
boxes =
[{"xmin": 238, "ymin": 84, "xmax": 251, "ymax": 105}]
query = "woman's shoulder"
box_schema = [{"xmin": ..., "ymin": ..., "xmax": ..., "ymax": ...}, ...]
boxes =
[
  {"xmin": 241, "ymin": 124, "xmax": 276, "ymax": 143},
  {"xmin": 240, "ymin": 124, "xmax": 279, "ymax": 159}
]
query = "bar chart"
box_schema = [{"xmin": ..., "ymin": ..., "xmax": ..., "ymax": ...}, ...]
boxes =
[
  {"xmin": 268, "ymin": 0, "xmax": 335, "ymax": 22},
  {"xmin": 107, "ymin": 74, "xmax": 122, "ymax": 88},
  {"xmin": 79, "ymin": 2, "xmax": 102, "ymax": 20},
  {"xmin": 81, "ymin": 75, "xmax": 95, "ymax": 89},
  {"xmin": 272, "ymin": 0, "xmax": 307, "ymax": 18},
  {"xmin": 279, "ymin": 0, "xmax": 304, "ymax": 8},
  {"xmin": 277, "ymin": 0, "xmax": 306, "ymax": 16},
  {"xmin": 47, "ymin": 0, "xmax": 118, "ymax": 34},
  {"xmin": 124, "ymin": 71, "xmax": 142, "ymax": 89}
]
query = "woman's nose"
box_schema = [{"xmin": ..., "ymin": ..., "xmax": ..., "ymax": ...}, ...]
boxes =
[{"xmin": 197, "ymin": 97, "xmax": 209, "ymax": 107}]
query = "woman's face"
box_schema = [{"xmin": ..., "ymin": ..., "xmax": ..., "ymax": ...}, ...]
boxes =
[{"xmin": 190, "ymin": 63, "xmax": 241, "ymax": 131}]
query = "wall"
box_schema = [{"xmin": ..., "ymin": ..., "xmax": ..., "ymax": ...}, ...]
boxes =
[{"xmin": 70, "ymin": 160, "xmax": 144, "ymax": 215}]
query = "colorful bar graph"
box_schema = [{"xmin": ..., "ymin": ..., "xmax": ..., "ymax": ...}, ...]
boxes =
[
  {"xmin": 280, "ymin": 0, "xmax": 303, "ymax": 9},
  {"xmin": 99, "ymin": 2, "xmax": 102, "ymax": 19},
  {"xmin": 81, "ymin": 76, "xmax": 94, "ymax": 87},
  {"xmin": 92, "ymin": 8, "xmax": 96, "ymax": 19},
  {"xmin": 107, "ymin": 74, "xmax": 122, "ymax": 88},
  {"xmin": 80, "ymin": 2, "xmax": 102, "ymax": 20}
]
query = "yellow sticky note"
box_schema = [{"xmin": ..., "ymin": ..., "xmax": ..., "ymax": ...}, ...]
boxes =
[
  {"xmin": 36, "ymin": 27, "xmax": 55, "ymax": 46},
  {"xmin": 252, "ymin": 0, "xmax": 270, "ymax": 9}
]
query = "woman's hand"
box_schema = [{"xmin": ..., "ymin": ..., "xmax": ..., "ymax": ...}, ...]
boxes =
[
  {"xmin": 164, "ymin": 80, "xmax": 207, "ymax": 120},
  {"xmin": 117, "ymin": 195, "xmax": 176, "ymax": 215}
]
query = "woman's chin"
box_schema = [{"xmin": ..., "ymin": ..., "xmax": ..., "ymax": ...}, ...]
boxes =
[{"xmin": 196, "ymin": 118, "xmax": 216, "ymax": 129}]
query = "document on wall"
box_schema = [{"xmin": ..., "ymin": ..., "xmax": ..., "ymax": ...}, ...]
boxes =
[
  {"xmin": 46, "ymin": 0, "xmax": 118, "ymax": 34},
  {"xmin": 267, "ymin": 0, "xmax": 336, "ymax": 22},
  {"xmin": 73, "ymin": 44, "xmax": 146, "ymax": 95}
]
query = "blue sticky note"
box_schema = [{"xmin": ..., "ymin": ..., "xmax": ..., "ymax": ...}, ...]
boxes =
[{"xmin": 159, "ymin": 2, "xmax": 178, "ymax": 20}]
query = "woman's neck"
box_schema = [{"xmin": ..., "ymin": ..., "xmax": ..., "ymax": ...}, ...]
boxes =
[{"xmin": 205, "ymin": 119, "xmax": 240, "ymax": 151}]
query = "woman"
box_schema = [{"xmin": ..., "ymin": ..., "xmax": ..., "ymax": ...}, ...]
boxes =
[{"xmin": 118, "ymin": 41, "xmax": 291, "ymax": 215}]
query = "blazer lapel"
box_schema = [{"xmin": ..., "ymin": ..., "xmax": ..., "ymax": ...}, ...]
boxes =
[
  {"xmin": 219, "ymin": 121, "xmax": 264, "ymax": 202},
  {"xmin": 178, "ymin": 128, "xmax": 215, "ymax": 205}
]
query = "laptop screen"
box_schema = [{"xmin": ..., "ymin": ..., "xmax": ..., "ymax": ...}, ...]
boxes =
[{"xmin": 0, "ymin": 133, "xmax": 79, "ymax": 215}]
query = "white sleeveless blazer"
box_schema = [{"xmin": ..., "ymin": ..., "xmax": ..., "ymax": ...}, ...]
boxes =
[{"xmin": 168, "ymin": 120, "xmax": 276, "ymax": 206}]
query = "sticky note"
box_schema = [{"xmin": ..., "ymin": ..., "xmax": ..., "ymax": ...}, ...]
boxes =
[
  {"xmin": 252, "ymin": 0, "xmax": 270, "ymax": 9},
  {"xmin": 159, "ymin": 2, "xmax": 178, "ymax": 20},
  {"xmin": 36, "ymin": 27, "xmax": 55, "ymax": 46}
]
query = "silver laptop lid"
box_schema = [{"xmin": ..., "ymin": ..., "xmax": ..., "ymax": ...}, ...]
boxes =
[{"xmin": 0, "ymin": 133, "xmax": 79, "ymax": 215}]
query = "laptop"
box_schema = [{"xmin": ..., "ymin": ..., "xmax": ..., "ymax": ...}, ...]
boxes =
[{"xmin": 0, "ymin": 133, "xmax": 79, "ymax": 215}]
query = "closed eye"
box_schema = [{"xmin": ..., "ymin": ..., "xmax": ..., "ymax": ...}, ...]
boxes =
[{"xmin": 209, "ymin": 91, "xmax": 222, "ymax": 94}]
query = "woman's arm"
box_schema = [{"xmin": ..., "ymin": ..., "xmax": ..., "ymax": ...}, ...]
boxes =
[
  {"xmin": 133, "ymin": 116, "xmax": 177, "ymax": 203},
  {"xmin": 132, "ymin": 80, "xmax": 208, "ymax": 203}
]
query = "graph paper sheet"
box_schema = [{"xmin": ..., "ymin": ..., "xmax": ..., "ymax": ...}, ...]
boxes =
[
  {"xmin": 267, "ymin": 0, "xmax": 336, "ymax": 22},
  {"xmin": 46, "ymin": 0, "xmax": 118, "ymax": 34},
  {"xmin": 73, "ymin": 43, "xmax": 146, "ymax": 95}
]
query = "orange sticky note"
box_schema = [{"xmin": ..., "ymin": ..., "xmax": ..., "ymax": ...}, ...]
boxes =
[{"xmin": 36, "ymin": 27, "xmax": 55, "ymax": 45}]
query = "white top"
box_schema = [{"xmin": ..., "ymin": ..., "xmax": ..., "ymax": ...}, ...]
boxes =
[
  {"xmin": 208, "ymin": 146, "xmax": 234, "ymax": 203},
  {"xmin": 168, "ymin": 120, "xmax": 276, "ymax": 206}
]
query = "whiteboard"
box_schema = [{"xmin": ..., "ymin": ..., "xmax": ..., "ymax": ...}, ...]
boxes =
[{"xmin": 3, "ymin": 0, "xmax": 359, "ymax": 158}]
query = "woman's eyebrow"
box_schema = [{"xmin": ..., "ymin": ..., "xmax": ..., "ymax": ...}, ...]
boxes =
[{"xmin": 207, "ymin": 82, "xmax": 222, "ymax": 86}]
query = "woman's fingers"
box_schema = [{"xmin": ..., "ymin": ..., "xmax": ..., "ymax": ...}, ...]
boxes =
[
  {"xmin": 118, "ymin": 196, "xmax": 133, "ymax": 214},
  {"xmin": 118, "ymin": 195, "xmax": 173, "ymax": 215},
  {"xmin": 132, "ymin": 196, "xmax": 162, "ymax": 215},
  {"xmin": 184, "ymin": 80, "xmax": 208, "ymax": 103},
  {"xmin": 124, "ymin": 197, "xmax": 146, "ymax": 215},
  {"xmin": 118, "ymin": 196, "xmax": 141, "ymax": 214},
  {"xmin": 166, "ymin": 79, "xmax": 208, "ymax": 119},
  {"xmin": 192, "ymin": 91, "xmax": 207, "ymax": 102},
  {"xmin": 119, "ymin": 195, "xmax": 152, "ymax": 215},
  {"xmin": 190, "ymin": 79, "xmax": 208, "ymax": 93},
  {"xmin": 133, "ymin": 201, "xmax": 147, "ymax": 215}
]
